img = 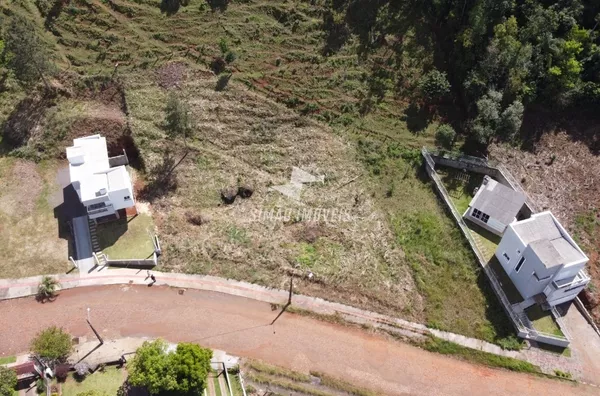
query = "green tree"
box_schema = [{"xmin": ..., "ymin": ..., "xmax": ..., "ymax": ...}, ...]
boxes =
[
  {"xmin": 128, "ymin": 340, "xmax": 212, "ymax": 395},
  {"xmin": 418, "ymin": 69, "xmax": 451, "ymax": 101},
  {"xmin": 171, "ymin": 343, "xmax": 212, "ymax": 395},
  {"xmin": 498, "ymin": 100, "xmax": 524, "ymax": 141},
  {"xmin": 31, "ymin": 326, "xmax": 72, "ymax": 361},
  {"xmin": 3, "ymin": 14, "xmax": 53, "ymax": 89},
  {"xmin": 0, "ymin": 366, "xmax": 17, "ymax": 396},
  {"xmin": 162, "ymin": 93, "xmax": 194, "ymax": 180},
  {"xmin": 38, "ymin": 275, "xmax": 60, "ymax": 300},
  {"xmin": 128, "ymin": 340, "xmax": 178, "ymax": 395},
  {"xmin": 471, "ymin": 89, "xmax": 502, "ymax": 145},
  {"xmin": 435, "ymin": 124, "xmax": 456, "ymax": 149}
]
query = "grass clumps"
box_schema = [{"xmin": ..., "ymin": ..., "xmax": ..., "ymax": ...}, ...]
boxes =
[
  {"xmin": 553, "ymin": 370, "xmax": 573, "ymax": 379},
  {"xmin": 420, "ymin": 336, "xmax": 540, "ymax": 374},
  {"xmin": 309, "ymin": 371, "xmax": 377, "ymax": 396},
  {"xmin": 246, "ymin": 360, "xmax": 311, "ymax": 383}
]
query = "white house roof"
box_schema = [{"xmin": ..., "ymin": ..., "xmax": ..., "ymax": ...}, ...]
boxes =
[
  {"xmin": 513, "ymin": 212, "xmax": 586, "ymax": 268},
  {"xmin": 469, "ymin": 177, "xmax": 526, "ymax": 225},
  {"xmin": 67, "ymin": 135, "xmax": 132, "ymax": 204}
]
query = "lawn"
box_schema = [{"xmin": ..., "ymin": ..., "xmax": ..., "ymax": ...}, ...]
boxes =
[
  {"xmin": 61, "ymin": 367, "xmax": 124, "ymax": 396},
  {"xmin": 0, "ymin": 355, "xmax": 15, "ymax": 365},
  {"xmin": 525, "ymin": 305, "xmax": 565, "ymax": 337},
  {"xmin": 96, "ymin": 213, "xmax": 156, "ymax": 260},
  {"xmin": 228, "ymin": 373, "xmax": 244, "ymax": 396}
]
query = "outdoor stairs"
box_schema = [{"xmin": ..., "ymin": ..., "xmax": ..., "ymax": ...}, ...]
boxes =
[
  {"xmin": 95, "ymin": 252, "xmax": 108, "ymax": 267},
  {"xmin": 88, "ymin": 218, "xmax": 101, "ymax": 253}
]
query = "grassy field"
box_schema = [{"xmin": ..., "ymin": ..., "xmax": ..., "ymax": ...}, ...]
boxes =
[
  {"xmin": 61, "ymin": 367, "xmax": 124, "ymax": 396},
  {"xmin": 0, "ymin": 355, "xmax": 15, "ymax": 365},
  {"xmin": 0, "ymin": 0, "xmax": 520, "ymax": 346},
  {"xmin": 97, "ymin": 212, "xmax": 156, "ymax": 259},
  {"xmin": 0, "ymin": 158, "xmax": 69, "ymax": 278}
]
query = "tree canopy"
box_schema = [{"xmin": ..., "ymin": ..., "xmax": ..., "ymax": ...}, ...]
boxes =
[
  {"xmin": 31, "ymin": 326, "xmax": 72, "ymax": 361},
  {"xmin": 128, "ymin": 340, "xmax": 212, "ymax": 396},
  {"xmin": 0, "ymin": 366, "xmax": 17, "ymax": 396}
]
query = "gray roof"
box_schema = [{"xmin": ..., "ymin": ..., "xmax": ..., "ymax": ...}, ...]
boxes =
[
  {"xmin": 470, "ymin": 178, "xmax": 526, "ymax": 225},
  {"xmin": 513, "ymin": 212, "xmax": 586, "ymax": 268}
]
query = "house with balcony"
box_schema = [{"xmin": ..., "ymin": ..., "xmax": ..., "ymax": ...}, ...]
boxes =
[
  {"xmin": 67, "ymin": 134, "xmax": 134, "ymax": 221},
  {"xmin": 496, "ymin": 211, "xmax": 590, "ymax": 309}
]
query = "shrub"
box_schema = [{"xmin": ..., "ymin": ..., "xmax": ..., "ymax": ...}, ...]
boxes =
[
  {"xmin": 554, "ymin": 369, "xmax": 572, "ymax": 379},
  {"xmin": 0, "ymin": 366, "xmax": 17, "ymax": 396},
  {"xmin": 74, "ymin": 362, "xmax": 91, "ymax": 379},
  {"xmin": 37, "ymin": 275, "xmax": 60, "ymax": 300},
  {"xmin": 418, "ymin": 69, "xmax": 451, "ymax": 101},
  {"xmin": 224, "ymin": 51, "xmax": 236, "ymax": 63},
  {"xmin": 210, "ymin": 57, "xmax": 227, "ymax": 75},
  {"xmin": 55, "ymin": 364, "xmax": 70, "ymax": 381},
  {"xmin": 218, "ymin": 38, "xmax": 229, "ymax": 55},
  {"xmin": 435, "ymin": 124, "xmax": 456, "ymax": 149},
  {"xmin": 31, "ymin": 326, "xmax": 72, "ymax": 361}
]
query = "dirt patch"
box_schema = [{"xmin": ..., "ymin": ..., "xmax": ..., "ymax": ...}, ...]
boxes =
[
  {"xmin": 155, "ymin": 62, "xmax": 189, "ymax": 89},
  {"xmin": 0, "ymin": 160, "xmax": 43, "ymax": 216}
]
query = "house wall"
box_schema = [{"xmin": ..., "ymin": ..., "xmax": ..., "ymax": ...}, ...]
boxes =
[
  {"xmin": 108, "ymin": 187, "xmax": 134, "ymax": 211},
  {"xmin": 547, "ymin": 283, "xmax": 587, "ymax": 306},
  {"xmin": 495, "ymin": 225, "xmax": 526, "ymax": 274},
  {"xmin": 509, "ymin": 245, "xmax": 561, "ymax": 300},
  {"xmin": 464, "ymin": 207, "xmax": 505, "ymax": 235}
]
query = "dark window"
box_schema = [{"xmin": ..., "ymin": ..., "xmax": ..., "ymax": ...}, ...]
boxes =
[
  {"xmin": 515, "ymin": 256, "xmax": 525, "ymax": 272},
  {"xmin": 88, "ymin": 202, "xmax": 106, "ymax": 210},
  {"xmin": 481, "ymin": 214, "xmax": 490, "ymax": 223},
  {"xmin": 503, "ymin": 252, "xmax": 510, "ymax": 262},
  {"xmin": 472, "ymin": 209, "xmax": 482, "ymax": 219},
  {"xmin": 533, "ymin": 272, "xmax": 551, "ymax": 282},
  {"xmin": 565, "ymin": 285, "xmax": 583, "ymax": 293},
  {"xmin": 124, "ymin": 196, "xmax": 131, "ymax": 201}
]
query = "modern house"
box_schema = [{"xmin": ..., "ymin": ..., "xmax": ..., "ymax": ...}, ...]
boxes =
[
  {"xmin": 464, "ymin": 176, "xmax": 526, "ymax": 236},
  {"xmin": 496, "ymin": 211, "xmax": 590, "ymax": 308},
  {"xmin": 67, "ymin": 135, "xmax": 134, "ymax": 221}
]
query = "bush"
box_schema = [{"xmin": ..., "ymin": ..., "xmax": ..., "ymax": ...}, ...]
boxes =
[
  {"xmin": 418, "ymin": 69, "xmax": 451, "ymax": 101},
  {"xmin": 37, "ymin": 275, "xmax": 60, "ymax": 301},
  {"xmin": 210, "ymin": 57, "xmax": 227, "ymax": 75},
  {"xmin": 55, "ymin": 364, "xmax": 70, "ymax": 381},
  {"xmin": 224, "ymin": 51, "xmax": 236, "ymax": 63},
  {"xmin": 0, "ymin": 366, "xmax": 17, "ymax": 396},
  {"xmin": 31, "ymin": 326, "xmax": 72, "ymax": 361},
  {"xmin": 434, "ymin": 124, "xmax": 456, "ymax": 149}
]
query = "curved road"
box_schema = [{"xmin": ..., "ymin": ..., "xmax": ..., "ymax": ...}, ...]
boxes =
[{"xmin": 0, "ymin": 285, "xmax": 595, "ymax": 396}]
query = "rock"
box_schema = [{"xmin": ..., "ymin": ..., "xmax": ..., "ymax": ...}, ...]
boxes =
[
  {"xmin": 238, "ymin": 185, "xmax": 254, "ymax": 199},
  {"xmin": 220, "ymin": 187, "xmax": 237, "ymax": 204}
]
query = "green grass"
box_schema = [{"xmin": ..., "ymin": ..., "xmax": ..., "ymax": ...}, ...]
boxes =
[
  {"xmin": 309, "ymin": 371, "xmax": 377, "ymax": 396},
  {"xmin": 96, "ymin": 213, "xmax": 156, "ymax": 259},
  {"xmin": 420, "ymin": 336, "xmax": 541, "ymax": 374},
  {"xmin": 61, "ymin": 367, "xmax": 124, "ymax": 396},
  {"xmin": 213, "ymin": 373, "xmax": 222, "ymax": 396},
  {"xmin": 228, "ymin": 373, "xmax": 244, "ymax": 396},
  {"xmin": 525, "ymin": 305, "xmax": 565, "ymax": 337},
  {"xmin": 246, "ymin": 372, "xmax": 332, "ymax": 396},
  {"xmin": 0, "ymin": 356, "xmax": 16, "ymax": 365},
  {"xmin": 246, "ymin": 360, "xmax": 311, "ymax": 383}
]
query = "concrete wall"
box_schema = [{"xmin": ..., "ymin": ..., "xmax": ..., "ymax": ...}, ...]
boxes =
[
  {"xmin": 548, "ymin": 285, "xmax": 587, "ymax": 306},
  {"xmin": 109, "ymin": 154, "xmax": 129, "ymax": 168},
  {"xmin": 495, "ymin": 226, "xmax": 526, "ymax": 274},
  {"xmin": 464, "ymin": 207, "xmax": 505, "ymax": 235},
  {"xmin": 510, "ymin": 245, "xmax": 560, "ymax": 300}
]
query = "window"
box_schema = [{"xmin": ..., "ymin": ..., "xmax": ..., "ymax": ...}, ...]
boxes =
[
  {"xmin": 515, "ymin": 256, "xmax": 525, "ymax": 273},
  {"xmin": 533, "ymin": 272, "xmax": 551, "ymax": 282},
  {"xmin": 472, "ymin": 209, "xmax": 482, "ymax": 219},
  {"xmin": 124, "ymin": 196, "xmax": 131, "ymax": 201},
  {"xmin": 481, "ymin": 214, "xmax": 490, "ymax": 223},
  {"xmin": 502, "ymin": 252, "xmax": 510, "ymax": 262},
  {"xmin": 88, "ymin": 202, "xmax": 106, "ymax": 210}
]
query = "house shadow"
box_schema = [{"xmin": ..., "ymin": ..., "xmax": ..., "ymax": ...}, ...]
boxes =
[
  {"xmin": 53, "ymin": 183, "xmax": 87, "ymax": 261},
  {"xmin": 95, "ymin": 215, "xmax": 128, "ymax": 251}
]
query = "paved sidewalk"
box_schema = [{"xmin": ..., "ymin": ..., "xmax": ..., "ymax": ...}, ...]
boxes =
[{"xmin": 0, "ymin": 269, "xmax": 595, "ymax": 383}]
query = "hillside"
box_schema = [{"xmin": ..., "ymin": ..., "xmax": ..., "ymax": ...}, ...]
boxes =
[{"xmin": 3, "ymin": 0, "xmax": 598, "ymax": 344}]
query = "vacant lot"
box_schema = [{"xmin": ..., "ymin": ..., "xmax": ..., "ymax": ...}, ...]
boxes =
[
  {"xmin": 0, "ymin": 0, "xmax": 519, "ymax": 345},
  {"xmin": 0, "ymin": 158, "xmax": 69, "ymax": 278}
]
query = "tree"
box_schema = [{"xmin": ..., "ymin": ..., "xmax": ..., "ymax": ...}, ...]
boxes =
[
  {"xmin": 171, "ymin": 343, "xmax": 212, "ymax": 395},
  {"xmin": 128, "ymin": 340, "xmax": 212, "ymax": 396},
  {"xmin": 418, "ymin": 69, "xmax": 451, "ymax": 101},
  {"xmin": 31, "ymin": 326, "xmax": 72, "ymax": 362},
  {"xmin": 435, "ymin": 124, "xmax": 456, "ymax": 149},
  {"xmin": 498, "ymin": 100, "xmax": 524, "ymax": 141},
  {"xmin": 128, "ymin": 340, "xmax": 178, "ymax": 395},
  {"xmin": 3, "ymin": 14, "xmax": 53, "ymax": 89},
  {"xmin": 471, "ymin": 89, "xmax": 502, "ymax": 145},
  {"xmin": 0, "ymin": 366, "xmax": 17, "ymax": 396},
  {"xmin": 162, "ymin": 93, "xmax": 194, "ymax": 179},
  {"xmin": 38, "ymin": 275, "xmax": 60, "ymax": 300}
]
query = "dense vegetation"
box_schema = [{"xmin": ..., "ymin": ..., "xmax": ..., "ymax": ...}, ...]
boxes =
[{"xmin": 321, "ymin": 0, "xmax": 600, "ymax": 147}]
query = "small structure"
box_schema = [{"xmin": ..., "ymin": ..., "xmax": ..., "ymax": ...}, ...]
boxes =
[
  {"xmin": 464, "ymin": 176, "xmax": 526, "ymax": 236},
  {"xmin": 496, "ymin": 211, "xmax": 590, "ymax": 308},
  {"xmin": 67, "ymin": 135, "xmax": 134, "ymax": 221}
]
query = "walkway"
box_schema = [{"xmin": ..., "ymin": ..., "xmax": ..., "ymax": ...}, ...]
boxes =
[
  {"xmin": 0, "ymin": 285, "xmax": 596, "ymax": 396},
  {"xmin": 0, "ymin": 269, "xmax": 598, "ymax": 386}
]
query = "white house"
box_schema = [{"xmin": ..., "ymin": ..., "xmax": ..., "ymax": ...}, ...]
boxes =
[
  {"xmin": 464, "ymin": 176, "xmax": 526, "ymax": 236},
  {"xmin": 67, "ymin": 135, "xmax": 134, "ymax": 220},
  {"xmin": 495, "ymin": 211, "xmax": 590, "ymax": 307}
]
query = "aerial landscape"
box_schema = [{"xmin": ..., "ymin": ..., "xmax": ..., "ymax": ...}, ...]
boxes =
[{"xmin": 0, "ymin": 0, "xmax": 599, "ymax": 395}]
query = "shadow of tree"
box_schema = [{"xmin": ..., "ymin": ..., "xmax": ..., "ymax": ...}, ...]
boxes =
[
  {"xmin": 402, "ymin": 103, "xmax": 433, "ymax": 134},
  {"xmin": 207, "ymin": 0, "xmax": 229, "ymax": 12},
  {"xmin": 139, "ymin": 151, "xmax": 178, "ymax": 202}
]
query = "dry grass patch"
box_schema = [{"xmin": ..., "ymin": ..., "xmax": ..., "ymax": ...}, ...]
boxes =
[{"xmin": 0, "ymin": 158, "xmax": 69, "ymax": 278}]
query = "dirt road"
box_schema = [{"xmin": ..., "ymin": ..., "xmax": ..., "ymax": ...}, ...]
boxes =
[{"xmin": 0, "ymin": 285, "xmax": 595, "ymax": 396}]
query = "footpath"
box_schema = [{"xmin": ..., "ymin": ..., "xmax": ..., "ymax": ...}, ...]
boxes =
[{"xmin": 0, "ymin": 268, "xmax": 594, "ymax": 384}]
